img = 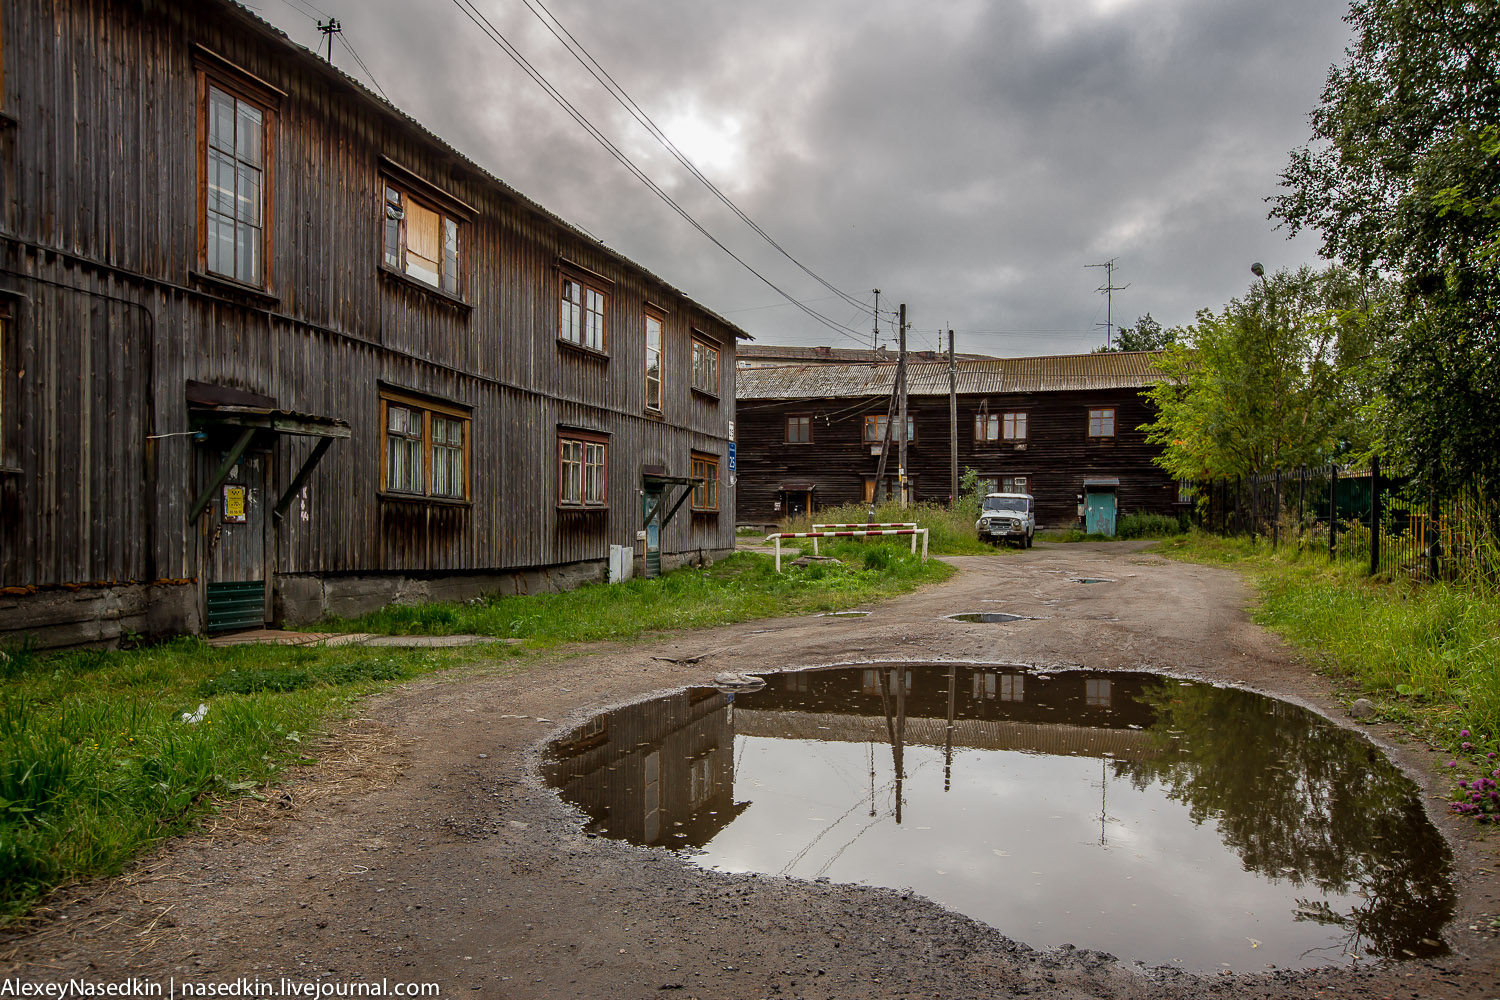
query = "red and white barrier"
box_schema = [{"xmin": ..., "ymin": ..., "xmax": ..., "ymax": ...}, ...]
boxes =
[{"xmin": 762, "ymin": 527, "xmax": 929, "ymax": 571}]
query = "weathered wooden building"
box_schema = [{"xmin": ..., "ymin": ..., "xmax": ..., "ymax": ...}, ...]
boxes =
[
  {"xmin": 0, "ymin": 0, "xmax": 747, "ymax": 647},
  {"xmin": 735, "ymin": 352, "xmax": 1183, "ymax": 530}
]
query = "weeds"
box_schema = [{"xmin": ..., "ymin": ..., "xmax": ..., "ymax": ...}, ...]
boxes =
[
  {"xmin": 777, "ymin": 500, "xmax": 996, "ymax": 556},
  {"xmin": 1158, "ymin": 530, "xmax": 1500, "ymax": 798},
  {"xmin": 0, "ymin": 638, "xmax": 498, "ymax": 920},
  {"xmin": 328, "ymin": 548, "xmax": 953, "ymax": 642}
]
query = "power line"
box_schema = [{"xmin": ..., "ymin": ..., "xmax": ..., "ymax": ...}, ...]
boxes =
[
  {"xmin": 447, "ymin": 0, "xmax": 872, "ymax": 346},
  {"xmin": 334, "ymin": 32, "xmax": 388, "ymax": 101},
  {"xmin": 512, "ymin": 0, "xmax": 876, "ymax": 319}
]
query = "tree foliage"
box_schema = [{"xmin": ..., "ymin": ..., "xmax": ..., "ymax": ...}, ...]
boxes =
[
  {"xmin": 1272, "ymin": 0, "xmax": 1500, "ymax": 498},
  {"xmin": 1141, "ymin": 266, "xmax": 1382, "ymax": 481},
  {"xmin": 1095, "ymin": 314, "xmax": 1175, "ymax": 353}
]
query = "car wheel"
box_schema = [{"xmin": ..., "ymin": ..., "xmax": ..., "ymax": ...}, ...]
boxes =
[{"xmin": 1025, "ymin": 531, "xmax": 1034, "ymax": 548}]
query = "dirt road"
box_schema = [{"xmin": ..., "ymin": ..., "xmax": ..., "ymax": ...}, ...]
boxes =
[{"xmin": 5, "ymin": 543, "xmax": 1498, "ymax": 998}]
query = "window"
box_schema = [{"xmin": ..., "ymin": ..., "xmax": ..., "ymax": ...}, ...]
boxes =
[
  {"xmin": 1000, "ymin": 475, "xmax": 1029, "ymax": 494},
  {"xmin": 1088, "ymin": 407, "xmax": 1116, "ymax": 437},
  {"xmin": 999, "ymin": 674, "xmax": 1024, "ymax": 703},
  {"xmin": 644, "ymin": 310, "xmax": 663, "ymax": 413},
  {"xmin": 1178, "ymin": 479, "xmax": 1196, "ymax": 504},
  {"xmin": 383, "ymin": 185, "xmax": 462, "ymax": 296},
  {"xmin": 1004, "ymin": 412, "xmax": 1027, "ymax": 440},
  {"xmin": 558, "ymin": 431, "xmax": 608, "ymax": 507},
  {"xmin": 976, "ymin": 477, "xmax": 998, "ymax": 495},
  {"xmin": 691, "ymin": 452, "xmax": 719, "ymax": 511},
  {"xmin": 380, "ymin": 392, "xmax": 469, "ymax": 500},
  {"xmin": 202, "ymin": 82, "xmax": 270, "ymax": 287},
  {"xmin": 1085, "ymin": 678, "xmax": 1112, "ymax": 708},
  {"xmin": 786, "ymin": 415, "xmax": 812, "ymax": 444},
  {"xmin": 863, "ymin": 668, "xmax": 913, "ymax": 695},
  {"xmin": 560, "ymin": 275, "xmax": 606, "ymax": 351},
  {"xmin": 691, "ymin": 337, "xmax": 719, "ymax": 395},
  {"xmin": 863, "ymin": 414, "xmax": 914, "ymax": 444},
  {"xmin": 977, "ymin": 412, "xmax": 1025, "ymax": 441}
]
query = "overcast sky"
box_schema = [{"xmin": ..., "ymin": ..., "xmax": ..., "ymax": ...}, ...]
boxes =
[{"xmin": 255, "ymin": 0, "xmax": 1352, "ymax": 357}]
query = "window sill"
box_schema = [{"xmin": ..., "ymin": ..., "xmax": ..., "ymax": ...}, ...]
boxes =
[
  {"xmin": 557, "ymin": 338, "xmax": 610, "ymax": 361},
  {"xmin": 691, "ymin": 508, "xmax": 719, "ymax": 517},
  {"xmin": 0, "ymin": 464, "xmax": 21, "ymax": 477},
  {"xmin": 557, "ymin": 503, "xmax": 609, "ymax": 512},
  {"xmin": 0, "ymin": 111, "xmax": 18, "ymax": 129},
  {"xmin": 377, "ymin": 491, "xmax": 473, "ymax": 509},
  {"xmin": 690, "ymin": 386, "xmax": 720, "ymax": 402},
  {"xmin": 190, "ymin": 270, "xmax": 280, "ymax": 307},
  {"xmin": 643, "ymin": 408, "xmax": 665, "ymax": 421},
  {"xmin": 378, "ymin": 264, "xmax": 472, "ymax": 313}
]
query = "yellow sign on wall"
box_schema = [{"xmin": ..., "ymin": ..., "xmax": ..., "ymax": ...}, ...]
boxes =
[{"xmin": 223, "ymin": 485, "xmax": 248, "ymax": 524}]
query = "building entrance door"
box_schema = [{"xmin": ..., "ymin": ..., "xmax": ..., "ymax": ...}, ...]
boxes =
[
  {"xmin": 1084, "ymin": 489, "xmax": 1117, "ymax": 537},
  {"xmin": 643, "ymin": 484, "xmax": 662, "ymax": 578},
  {"xmin": 203, "ymin": 451, "xmax": 269, "ymax": 632}
]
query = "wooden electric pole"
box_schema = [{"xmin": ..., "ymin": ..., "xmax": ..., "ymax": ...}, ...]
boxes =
[
  {"xmin": 897, "ymin": 303, "xmax": 908, "ymax": 508},
  {"xmin": 948, "ymin": 328, "xmax": 957, "ymax": 504}
]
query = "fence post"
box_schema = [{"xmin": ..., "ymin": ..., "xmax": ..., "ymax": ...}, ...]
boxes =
[
  {"xmin": 1235, "ymin": 476, "xmax": 1242, "ymax": 535},
  {"xmin": 1298, "ymin": 468, "xmax": 1306, "ymax": 527},
  {"xmin": 1329, "ymin": 465, "xmax": 1338, "ymax": 561},
  {"xmin": 1251, "ymin": 475, "xmax": 1260, "ymax": 538},
  {"xmin": 1369, "ymin": 455, "xmax": 1381, "ymax": 576},
  {"xmin": 1272, "ymin": 470, "xmax": 1281, "ymax": 548}
]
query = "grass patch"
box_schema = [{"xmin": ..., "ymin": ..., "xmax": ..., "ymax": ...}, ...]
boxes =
[
  {"xmin": 779, "ymin": 499, "xmax": 998, "ymax": 556},
  {"xmin": 1156, "ymin": 530, "xmax": 1500, "ymax": 755},
  {"xmin": 1039, "ymin": 529, "xmax": 1114, "ymax": 543},
  {"xmin": 325, "ymin": 547, "xmax": 953, "ymax": 642},
  {"xmin": 0, "ymin": 637, "xmax": 505, "ymax": 921}
]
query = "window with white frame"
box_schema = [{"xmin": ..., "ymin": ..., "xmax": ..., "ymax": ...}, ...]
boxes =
[
  {"xmin": 644, "ymin": 310, "xmax": 663, "ymax": 413},
  {"xmin": 203, "ymin": 82, "xmax": 271, "ymax": 287}
]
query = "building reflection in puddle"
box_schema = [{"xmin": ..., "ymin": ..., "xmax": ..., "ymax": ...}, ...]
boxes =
[{"xmin": 543, "ymin": 664, "xmax": 1453, "ymax": 972}]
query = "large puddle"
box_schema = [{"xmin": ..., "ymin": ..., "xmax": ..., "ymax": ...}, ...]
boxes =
[{"xmin": 542, "ymin": 664, "xmax": 1453, "ymax": 972}]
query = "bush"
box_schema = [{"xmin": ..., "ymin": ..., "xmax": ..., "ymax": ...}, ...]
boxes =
[{"xmin": 1117, "ymin": 513, "xmax": 1188, "ymax": 540}]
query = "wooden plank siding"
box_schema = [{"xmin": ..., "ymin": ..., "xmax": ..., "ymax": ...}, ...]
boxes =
[
  {"xmin": 736, "ymin": 369, "xmax": 1179, "ymax": 530},
  {"xmin": 0, "ymin": 0, "xmax": 743, "ymax": 640}
]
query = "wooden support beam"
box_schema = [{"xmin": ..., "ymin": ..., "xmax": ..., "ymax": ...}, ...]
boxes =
[{"xmin": 187, "ymin": 427, "xmax": 256, "ymax": 522}]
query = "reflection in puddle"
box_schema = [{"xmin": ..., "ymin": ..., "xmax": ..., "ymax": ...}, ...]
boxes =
[
  {"xmin": 543, "ymin": 665, "xmax": 1453, "ymax": 972},
  {"xmin": 1076, "ymin": 578, "xmax": 1114, "ymax": 584},
  {"xmin": 947, "ymin": 612, "xmax": 1028, "ymax": 623},
  {"xmin": 817, "ymin": 611, "xmax": 871, "ymax": 618}
]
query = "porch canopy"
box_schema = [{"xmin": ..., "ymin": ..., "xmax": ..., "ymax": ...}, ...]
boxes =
[{"xmin": 185, "ymin": 380, "xmax": 350, "ymax": 522}]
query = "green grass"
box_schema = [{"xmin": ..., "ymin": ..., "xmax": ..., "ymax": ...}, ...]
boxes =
[
  {"xmin": 0, "ymin": 637, "xmax": 506, "ymax": 922},
  {"xmin": 778, "ymin": 499, "xmax": 999, "ymax": 556},
  {"xmin": 325, "ymin": 547, "xmax": 954, "ymax": 641},
  {"xmin": 1156, "ymin": 530, "xmax": 1500, "ymax": 754}
]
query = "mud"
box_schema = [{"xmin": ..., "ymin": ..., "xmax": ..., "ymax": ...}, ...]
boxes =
[{"xmin": 3, "ymin": 541, "xmax": 1498, "ymax": 999}]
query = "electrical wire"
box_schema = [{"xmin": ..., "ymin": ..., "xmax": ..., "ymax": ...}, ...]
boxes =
[
  {"xmin": 333, "ymin": 32, "xmax": 389, "ymax": 101},
  {"xmin": 513, "ymin": 0, "xmax": 876, "ymax": 319},
  {"xmin": 447, "ymin": 0, "xmax": 872, "ymax": 345}
]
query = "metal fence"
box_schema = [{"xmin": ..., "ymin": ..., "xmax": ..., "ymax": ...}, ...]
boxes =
[{"xmin": 1201, "ymin": 461, "xmax": 1499, "ymax": 586}]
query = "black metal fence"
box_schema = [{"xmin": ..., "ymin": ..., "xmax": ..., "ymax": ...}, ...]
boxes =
[{"xmin": 1201, "ymin": 461, "xmax": 1499, "ymax": 586}]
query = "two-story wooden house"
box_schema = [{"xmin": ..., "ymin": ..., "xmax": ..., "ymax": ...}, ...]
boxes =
[
  {"xmin": 735, "ymin": 352, "xmax": 1181, "ymax": 530},
  {"xmin": 0, "ymin": 0, "xmax": 747, "ymax": 648}
]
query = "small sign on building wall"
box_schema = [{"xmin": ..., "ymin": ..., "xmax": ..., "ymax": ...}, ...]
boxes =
[{"xmin": 223, "ymin": 484, "xmax": 248, "ymax": 524}]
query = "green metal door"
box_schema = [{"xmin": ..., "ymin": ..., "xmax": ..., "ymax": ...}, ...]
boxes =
[{"xmin": 1085, "ymin": 490, "xmax": 1117, "ymax": 537}]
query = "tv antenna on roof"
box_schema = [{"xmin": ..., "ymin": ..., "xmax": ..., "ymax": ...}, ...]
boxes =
[{"xmin": 1086, "ymin": 258, "xmax": 1130, "ymax": 349}]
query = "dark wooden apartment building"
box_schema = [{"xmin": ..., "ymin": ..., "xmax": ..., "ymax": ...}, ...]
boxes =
[
  {"xmin": 735, "ymin": 352, "xmax": 1182, "ymax": 530},
  {"xmin": 0, "ymin": 0, "xmax": 746, "ymax": 647}
]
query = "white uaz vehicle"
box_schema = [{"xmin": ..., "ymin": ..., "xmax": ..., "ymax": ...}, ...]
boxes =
[{"xmin": 976, "ymin": 492, "xmax": 1035, "ymax": 547}]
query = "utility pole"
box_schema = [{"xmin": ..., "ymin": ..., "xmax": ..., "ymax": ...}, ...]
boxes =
[
  {"xmin": 947, "ymin": 329, "xmax": 957, "ymax": 505},
  {"xmin": 871, "ymin": 288, "xmax": 881, "ymax": 351},
  {"xmin": 317, "ymin": 18, "xmax": 342, "ymax": 62},
  {"xmin": 897, "ymin": 303, "xmax": 908, "ymax": 508},
  {"xmin": 1085, "ymin": 258, "xmax": 1130, "ymax": 349}
]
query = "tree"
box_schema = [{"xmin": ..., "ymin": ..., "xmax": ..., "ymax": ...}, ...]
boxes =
[
  {"xmin": 1095, "ymin": 313, "xmax": 1175, "ymax": 353},
  {"xmin": 1141, "ymin": 266, "xmax": 1382, "ymax": 482},
  {"xmin": 1272, "ymin": 0, "xmax": 1500, "ymax": 498}
]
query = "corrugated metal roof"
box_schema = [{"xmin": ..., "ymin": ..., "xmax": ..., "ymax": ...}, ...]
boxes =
[
  {"xmin": 736, "ymin": 351, "xmax": 1166, "ymax": 400},
  {"xmin": 216, "ymin": 1, "xmax": 752, "ymax": 342}
]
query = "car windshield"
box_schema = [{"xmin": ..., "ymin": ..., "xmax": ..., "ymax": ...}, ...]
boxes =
[{"xmin": 983, "ymin": 497, "xmax": 1029, "ymax": 513}]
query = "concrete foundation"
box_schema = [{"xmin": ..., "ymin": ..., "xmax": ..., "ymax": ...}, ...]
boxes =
[{"xmin": 0, "ymin": 582, "xmax": 199, "ymax": 651}]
